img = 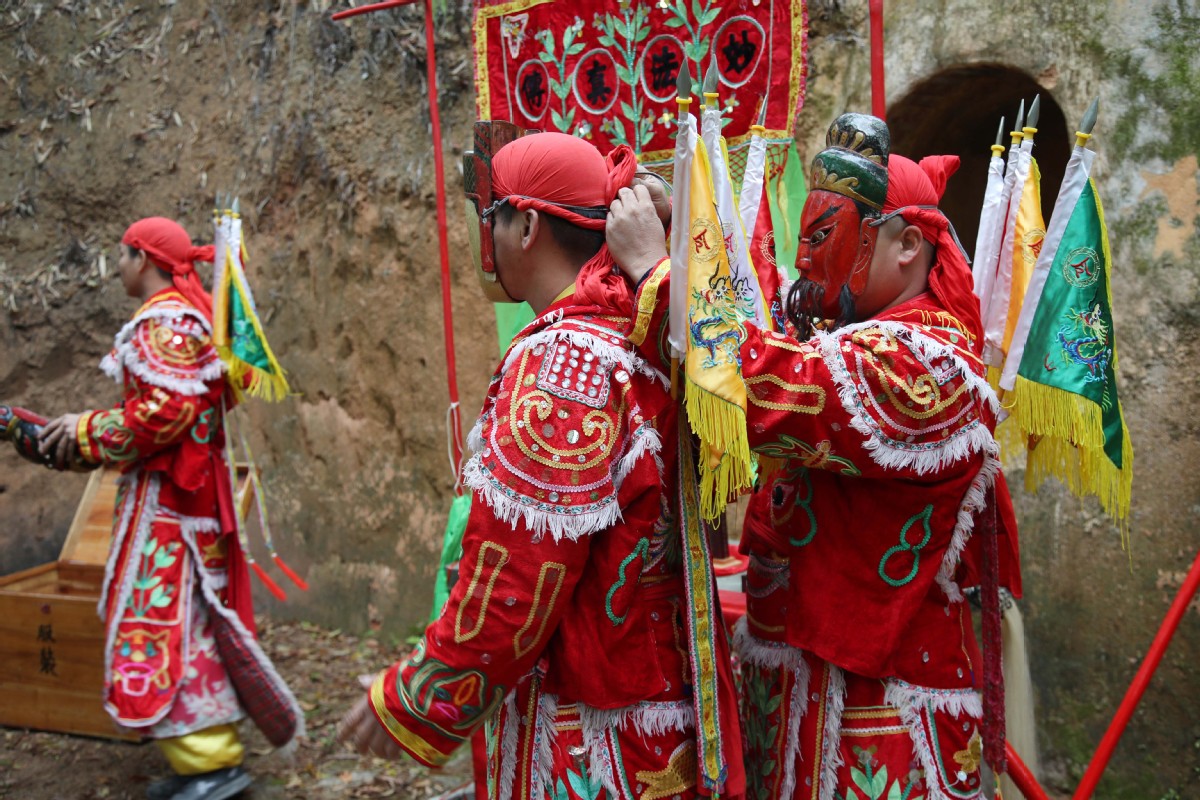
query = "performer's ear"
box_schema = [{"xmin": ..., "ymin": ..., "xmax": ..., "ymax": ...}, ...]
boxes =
[
  {"xmin": 896, "ymin": 224, "xmax": 927, "ymax": 269},
  {"xmin": 520, "ymin": 208, "xmax": 541, "ymax": 252}
]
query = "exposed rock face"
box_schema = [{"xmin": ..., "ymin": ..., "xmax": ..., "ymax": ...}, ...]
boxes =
[{"xmin": 1, "ymin": 1, "xmax": 1196, "ymax": 795}]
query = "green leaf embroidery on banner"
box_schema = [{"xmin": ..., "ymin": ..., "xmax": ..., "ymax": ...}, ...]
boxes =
[{"xmin": 148, "ymin": 584, "xmax": 172, "ymax": 609}]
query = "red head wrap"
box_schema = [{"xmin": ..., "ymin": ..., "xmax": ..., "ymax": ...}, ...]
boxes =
[
  {"xmin": 491, "ymin": 133, "xmax": 639, "ymax": 310},
  {"xmin": 122, "ymin": 217, "xmax": 216, "ymax": 321},
  {"xmin": 882, "ymin": 155, "xmax": 982, "ymax": 350},
  {"xmin": 492, "ymin": 133, "xmax": 638, "ymax": 229}
]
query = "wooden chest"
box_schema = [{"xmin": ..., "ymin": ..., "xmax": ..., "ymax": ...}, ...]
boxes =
[
  {"xmin": 0, "ymin": 468, "xmax": 135, "ymax": 739},
  {"xmin": 0, "ymin": 465, "xmax": 257, "ymax": 740}
]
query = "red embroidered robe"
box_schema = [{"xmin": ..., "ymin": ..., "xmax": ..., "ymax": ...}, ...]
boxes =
[
  {"xmin": 369, "ymin": 291, "xmax": 744, "ymax": 799},
  {"xmin": 628, "ymin": 260, "xmax": 1021, "ymax": 800},
  {"xmin": 74, "ymin": 289, "xmax": 297, "ymax": 740}
]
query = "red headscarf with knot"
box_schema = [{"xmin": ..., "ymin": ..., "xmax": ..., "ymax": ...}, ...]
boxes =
[
  {"xmin": 882, "ymin": 155, "xmax": 982, "ymax": 351},
  {"xmin": 492, "ymin": 133, "xmax": 639, "ymax": 310},
  {"xmin": 122, "ymin": 217, "xmax": 216, "ymax": 321}
]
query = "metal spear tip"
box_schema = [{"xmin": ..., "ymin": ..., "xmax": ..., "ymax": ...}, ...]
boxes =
[
  {"xmin": 756, "ymin": 96, "xmax": 768, "ymax": 127},
  {"xmin": 1080, "ymin": 97, "xmax": 1099, "ymax": 134},
  {"xmin": 232, "ymin": 197, "xmax": 240, "ymax": 214},
  {"xmin": 703, "ymin": 55, "xmax": 718, "ymax": 96},
  {"xmin": 676, "ymin": 61, "xmax": 692, "ymax": 98},
  {"xmin": 1026, "ymin": 94, "xmax": 1041, "ymax": 129},
  {"xmin": 1014, "ymin": 98, "xmax": 1026, "ymax": 131},
  {"xmin": 994, "ymin": 116, "xmax": 1006, "ymax": 146}
]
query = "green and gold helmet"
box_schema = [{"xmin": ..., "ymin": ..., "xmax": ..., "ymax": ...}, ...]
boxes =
[{"xmin": 808, "ymin": 113, "xmax": 890, "ymax": 213}]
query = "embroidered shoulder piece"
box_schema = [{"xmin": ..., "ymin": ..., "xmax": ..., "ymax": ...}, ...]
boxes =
[
  {"xmin": 462, "ymin": 319, "xmax": 663, "ymax": 543},
  {"xmin": 101, "ymin": 300, "xmax": 223, "ymax": 396},
  {"xmin": 817, "ymin": 320, "xmax": 999, "ymax": 475}
]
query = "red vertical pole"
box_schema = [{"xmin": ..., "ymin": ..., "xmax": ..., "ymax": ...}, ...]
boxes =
[
  {"xmin": 869, "ymin": 0, "xmax": 886, "ymax": 119},
  {"xmin": 419, "ymin": 16, "xmax": 481, "ymax": 794},
  {"xmin": 422, "ymin": 0, "xmax": 465, "ymax": 485},
  {"xmin": 1005, "ymin": 741, "xmax": 1052, "ymax": 800},
  {"xmin": 1072, "ymin": 546, "xmax": 1200, "ymax": 799}
]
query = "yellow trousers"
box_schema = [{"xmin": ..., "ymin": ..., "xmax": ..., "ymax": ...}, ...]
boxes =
[{"xmin": 155, "ymin": 723, "xmax": 244, "ymax": 776}]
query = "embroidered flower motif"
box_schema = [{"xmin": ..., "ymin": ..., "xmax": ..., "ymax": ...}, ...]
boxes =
[{"xmin": 952, "ymin": 729, "xmax": 983, "ymax": 775}]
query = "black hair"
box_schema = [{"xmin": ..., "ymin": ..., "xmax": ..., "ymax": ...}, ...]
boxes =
[
  {"xmin": 495, "ymin": 203, "xmax": 605, "ymax": 267},
  {"xmin": 122, "ymin": 243, "xmax": 172, "ymax": 281}
]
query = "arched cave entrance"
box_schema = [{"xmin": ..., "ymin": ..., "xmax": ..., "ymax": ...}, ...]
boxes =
[{"xmin": 887, "ymin": 64, "xmax": 1072, "ymax": 258}]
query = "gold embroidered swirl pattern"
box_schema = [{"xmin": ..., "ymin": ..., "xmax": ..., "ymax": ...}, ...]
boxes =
[{"xmin": 506, "ymin": 348, "xmax": 621, "ymax": 472}]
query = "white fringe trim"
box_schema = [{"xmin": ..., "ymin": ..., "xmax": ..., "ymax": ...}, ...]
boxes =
[
  {"xmin": 817, "ymin": 321, "xmax": 999, "ymax": 476},
  {"xmin": 885, "ymin": 680, "xmax": 982, "ymax": 800},
  {"xmin": 579, "ymin": 707, "xmax": 620, "ymax": 797},
  {"xmin": 613, "ymin": 420, "xmax": 663, "ymax": 490},
  {"xmin": 817, "ymin": 666, "xmax": 846, "ymax": 800},
  {"xmin": 461, "ymin": 453, "xmax": 621, "ymax": 544},
  {"xmin": 466, "ymin": 414, "xmax": 486, "ymax": 457},
  {"xmin": 781, "ymin": 656, "xmax": 812, "ymax": 800},
  {"xmin": 578, "ymin": 699, "xmax": 695, "ymax": 740},
  {"xmin": 733, "ymin": 616, "xmax": 805, "ymax": 672},
  {"xmin": 936, "ymin": 443, "xmax": 1001, "ymax": 602},
  {"xmin": 884, "ymin": 679, "xmax": 983, "ymax": 720},
  {"xmin": 497, "ymin": 690, "xmax": 521, "ymax": 800},
  {"xmin": 179, "ymin": 528, "xmax": 306, "ymax": 748},
  {"xmin": 534, "ymin": 691, "xmax": 558, "ymax": 800},
  {"xmin": 102, "ymin": 303, "xmax": 222, "ymax": 395},
  {"xmin": 178, "ymin": 515, "xmax": 222, "ymax": 536},
  {"xmin": 97, "ymin": 470, "xmax": 142, "ymax": 618}
]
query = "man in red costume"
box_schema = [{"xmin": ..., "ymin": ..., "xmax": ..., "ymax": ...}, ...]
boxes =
[
  {"xmin": 36, "ymin": 217, "xmax": 301, "ymax": 800},
  {"xmin": 338, "ymin": 128, "xmax": 744, "ymax": 799},
  {"xmin": 608, "ymin": 114, "xmax": 1020, "ymax": 800}
]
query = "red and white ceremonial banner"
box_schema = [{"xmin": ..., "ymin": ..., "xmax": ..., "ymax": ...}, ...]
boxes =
[{"xmin": 473, "ymin": 0, "xmax": 808, "ymax": 171}]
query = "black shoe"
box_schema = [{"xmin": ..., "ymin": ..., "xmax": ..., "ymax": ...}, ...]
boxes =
[
  {"xmin": 146, "ymin": 774, "xmax": 189, "ymax": 800},
  {"xmin": 167, "ymin": 766, "xmax": 252, "ymax": 800}
]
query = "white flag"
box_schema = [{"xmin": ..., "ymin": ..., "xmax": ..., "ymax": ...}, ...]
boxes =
[
  {"xmin": 982, "ymin": 135, "xmax": 1034, "ymax": 368},
  {"xmin": 972, "ymin": 146, "xmax": 1007, "ymax": 307},
  {"xmin": 668, "ymin": 114, "xmax": 698, "ymax": 359},
  {"xmin": 739, "ymin": 127, "xmax": 768, "ymax": 240},
  {"xmin": 700, "ymin": 105, "xmax": 769, "ymax": 329}
]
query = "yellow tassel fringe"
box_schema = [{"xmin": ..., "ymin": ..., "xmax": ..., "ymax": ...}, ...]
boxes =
[
  {"xmin": 1005, "ymin": 374, "xmax": 1133, "ymax": 544},
  {"xmin": 685, "ymin": 379, "xmax": 753, "ymax": 521}
]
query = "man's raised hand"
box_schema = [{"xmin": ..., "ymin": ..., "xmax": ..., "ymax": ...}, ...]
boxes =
[{"xmin": 607, "ymin": 184, "xmax": 669, "ymax": 286}]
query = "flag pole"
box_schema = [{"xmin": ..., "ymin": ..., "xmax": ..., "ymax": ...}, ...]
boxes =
[
  {"xmin": 671, "ymin": 63, "xmax": 693, "ymax": 401},
  {"xmin": 869, "ymin": 0, "xmax": 885, "ymax": 118},
  {"xmin": 1076, "ymin": 96, "xmax": 1099, "ymax": 147},
  {"xmin": 1024, "ymin": 93, "xmax": 1041, "ymax": 140}
]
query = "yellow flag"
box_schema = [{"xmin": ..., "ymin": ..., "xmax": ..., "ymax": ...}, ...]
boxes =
[
  {"xmin": 1003, "ymin": 156, "xmax": 1045, "ymax": 356},
  {"xmin": 685, "ymin": 138, "xmax": 754, "ymax": 519}
]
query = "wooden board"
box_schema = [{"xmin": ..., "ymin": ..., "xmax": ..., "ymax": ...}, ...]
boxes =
[
  {"xmin": 0, "ymin": 562, "xmax": 135, "ymax": 740},
  {"xmin": 58, "ymin": 468, "xmax": 118, "ymax": 568}
]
